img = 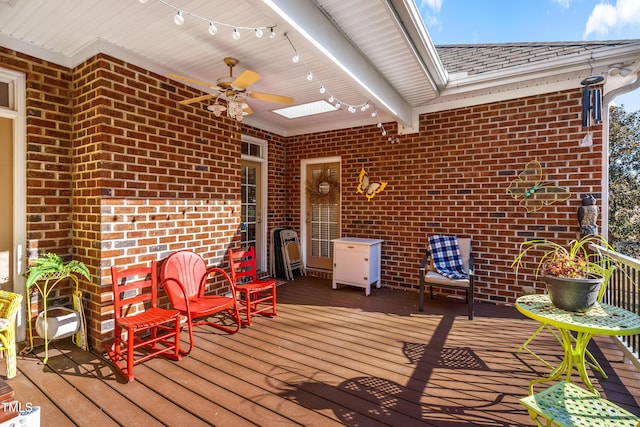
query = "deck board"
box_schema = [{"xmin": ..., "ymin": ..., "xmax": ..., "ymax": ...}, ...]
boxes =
[{"xmin": 7, "ymin": 276, "xmax": 640, "ymax": 426}]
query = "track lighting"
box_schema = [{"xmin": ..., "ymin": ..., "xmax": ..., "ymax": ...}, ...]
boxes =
[
  {"xmin": 174, "ymin": 10, "xmax": 184, "ymax": 25},
  {"xmin": 292, "ymin": 54, "xmax": 299, "ymax": 63},
  {"xmin": 232, "ymin": 27, "xmax": 240, "ymax": 40},
  {"xmin": 335, "ymin": 102, "xmax": 341, "ymax": 109},
  {"xmin": 208, "ymin": 22, "xmax": 218, "ymax": 35},
  {"xmin": 307, "ymin": 71, "xmax": 313, "ymax": 81},
  {"xmin": 319, "ymin": 86, "xmax": 326, "ymax": 94},
  {"xmin": 270, "ymin": 27, "xmax": 276, "ymax": 38},
  {"xmin": 255, "ymin": 28, "xmax": 263, "ymax": 38}
]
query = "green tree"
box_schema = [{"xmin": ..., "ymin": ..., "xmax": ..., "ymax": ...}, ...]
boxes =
[{"xmin": 608, "ymin": 105, "xmax": 640, "ymax": 257}]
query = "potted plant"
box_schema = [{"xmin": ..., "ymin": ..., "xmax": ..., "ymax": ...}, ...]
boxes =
[
  {"xmin": 511, "ymin": 234, "xmax": 617, "ymax": 312},
  {"xmin": 24, "ymin": 253, "xmax": 90, "ymax": 290},
  {"xmin": 23, "ymin": 253, "xmax": 91, "ymax": 361}
]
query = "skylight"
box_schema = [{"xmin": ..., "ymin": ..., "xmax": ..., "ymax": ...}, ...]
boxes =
[{"xmin": 273, "ymin": 100, "xmax": 337, "ymax": 119}]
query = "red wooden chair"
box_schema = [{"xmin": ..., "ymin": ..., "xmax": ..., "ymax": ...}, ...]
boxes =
[
  {"xmin": 109, "ymin": 261, "xmax": 182, "ymax": 382},
  {"xmin": 160, "ymin": 251, "xmax": 241, "ymax": 355},
  {"xmin": 228, "ymin": 246, "xmax": 277, "ymax": 326}
]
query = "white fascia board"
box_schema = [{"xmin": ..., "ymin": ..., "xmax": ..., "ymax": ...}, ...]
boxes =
[
  {"xmin": 262, "ymin": 0, "xmax": 413, "ymax": 126},
  {"xmin": 386, "ymin": 0, "xmax": 447, "ymax": 90}
]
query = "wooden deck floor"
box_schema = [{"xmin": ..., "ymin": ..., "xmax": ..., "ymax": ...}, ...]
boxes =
[{"xmin": 6, "ymin": 276, "xmax": 640, "ymax": 426}]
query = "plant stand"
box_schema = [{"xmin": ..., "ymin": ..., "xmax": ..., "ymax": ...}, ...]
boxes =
[{"xmin": 24, "ymin": 271, "xmax": 88, "ymax": 364}]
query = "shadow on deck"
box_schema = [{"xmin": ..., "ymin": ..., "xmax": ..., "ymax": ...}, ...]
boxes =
[{"xmin": 6, "ymin": 276, "xmax": 640, "ymax": 426}]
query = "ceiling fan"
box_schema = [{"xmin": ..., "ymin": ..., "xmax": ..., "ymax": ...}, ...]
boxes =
[{"xmin": 168, "ymin": 57, "xmax": 294, "ymax": 120}]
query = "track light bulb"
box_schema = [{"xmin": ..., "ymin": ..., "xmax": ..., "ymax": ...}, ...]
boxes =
[
  {"xmin": 348, "ymin": 106, "xmax": 356, "ymax": 113},
  {"xmin": 361, "ymin": 105, "xmax": 366, "ymax": 111},
  {"xmin": 335, "ymin": 102, "xmax": 341, "ymax": 109},
  {"xmin": 307, "ymin": 71, "xmax": 313, "ymax": 81},
  {"xmin": 371, "ymin": 111, "xmax": 377, "ymax": 117},
  {"xmin": 328, "ymin": 95, "xmax": 334, "ymax": 103},
  {"xmin": 208, "ymin": 22, "xmax": 218, "ymax": 35},
  {"xmin": 382, "ymin": 130, "xmax": 387, "ymax": 136},
  {"xmin": 255, "ymin": 28, "xmax": 263, "ymax": 38},
  {"xmin": 319, "ymin": 86, "xmax": 326, "ymax": 94},
  {"xmin": 174, "ymin": 10, "xmax": 184, "ymax": 25},
  {"xmin": 233, "ymin": 27, "xmax": 240, "ymax": 40},
  {"xmin": 292, "ymin": 54, "xmax": 299, "ymax": 63},
  {"xmin": 270, "ymin": 27, "xmax": 276, "ymax": 38}
]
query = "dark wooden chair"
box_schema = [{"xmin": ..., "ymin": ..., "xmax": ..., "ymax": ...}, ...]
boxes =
[
  {"xmin": 109, "ymin": 261, "xmax": 182, "ymax": 382},
  {"xmin": 160, "ymin": 251, "xmax": 240, "ymax": 354},
  {"xmin": 228, "ymin": 246, "xmax": 277, "ymax": 326}
]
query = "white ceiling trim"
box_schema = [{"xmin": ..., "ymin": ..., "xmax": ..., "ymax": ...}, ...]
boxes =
[{"xmin": 262, "ymin": 0, "xmax": 413, "ymax": 126}]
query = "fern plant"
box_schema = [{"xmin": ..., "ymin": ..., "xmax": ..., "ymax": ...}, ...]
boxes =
[{"xmin": 24, "ymin": 253, "xmax": 90, "ymax": 289}]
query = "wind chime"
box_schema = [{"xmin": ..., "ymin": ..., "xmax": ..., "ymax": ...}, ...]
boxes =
[{"xmin": 581, "ymin": 74, "xmax": 604, "ymax": 128}]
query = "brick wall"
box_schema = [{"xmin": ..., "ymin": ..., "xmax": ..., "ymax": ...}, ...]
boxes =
[
  {"xmin": 3, "ymin": 45, "xmax": 604, "ymax": 351},
  {"xmin": 71, "ymin": 54, "xmax": 248, "ymax": 350},
  {"xmin": 285, "ymin": 91, "xmax": 603, "ymax": 305},
  {"xmin": 0, "ymin": 47, "xmax": 77, "ymax": 335},
  {"xmin": 0, "ymin": 47, "xmax": 74, "ymax": 258}
]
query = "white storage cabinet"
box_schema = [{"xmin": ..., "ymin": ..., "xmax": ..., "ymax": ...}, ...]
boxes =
[{"xmin": 332, "ymin": 238, "xmax": 383, "ymax": 296}]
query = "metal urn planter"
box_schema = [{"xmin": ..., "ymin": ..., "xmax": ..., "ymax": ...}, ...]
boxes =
[{"xmin": 544, "ymin": 275, "xmax": 603, "ymax": 312}]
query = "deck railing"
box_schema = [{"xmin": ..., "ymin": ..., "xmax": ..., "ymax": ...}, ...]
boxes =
[{"xmin": 593, "ymin": 244, "xmax": 640, "ymax": 368}]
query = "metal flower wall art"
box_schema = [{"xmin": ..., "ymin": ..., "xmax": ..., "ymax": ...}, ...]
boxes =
[
  {"xmin": 507, "ymin": 160, "xmax": 571, "ymax": 212},
  {"xmin": 357, "ymin": 167, "xmax": 387, "ymax": 201}
]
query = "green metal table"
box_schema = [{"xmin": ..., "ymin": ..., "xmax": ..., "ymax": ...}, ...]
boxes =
[{"xmin": 516, "ymin": 294, "xmax": 640, "ymax": 395}]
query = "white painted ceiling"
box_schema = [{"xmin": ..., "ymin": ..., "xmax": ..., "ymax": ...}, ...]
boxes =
[{"xmin": 1, "ymin": 0, "xmax": 639, "ymax": 136}]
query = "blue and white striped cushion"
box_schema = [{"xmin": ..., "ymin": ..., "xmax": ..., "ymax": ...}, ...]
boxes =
[{"xmin": 428, "ymin": 235, "xmax": 468, "ymax": 280}]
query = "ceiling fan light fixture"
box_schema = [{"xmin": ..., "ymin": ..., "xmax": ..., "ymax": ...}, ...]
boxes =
[
  {"xmin": 174, "ymin": 10, "xmax": 184, "ymax": 26},
  {"xmin": 208, "ymin": 22, "xmax": 218, "ymax": 35},
  {"xmin": 207, "ymin": 102, "xmax": 227, "ymax": 117},
  {"xmin": 232, "ymin": 27, "xmax": 240, "ymax": 40}
]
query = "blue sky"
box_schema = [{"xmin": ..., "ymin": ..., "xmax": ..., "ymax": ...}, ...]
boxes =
[{"xmin": 419, "ymin": 0, "xmax": 640, "ymax": 112}]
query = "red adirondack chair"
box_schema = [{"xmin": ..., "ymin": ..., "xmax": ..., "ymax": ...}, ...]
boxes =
[
  {"xmin": 228, "ymin": 246, "xmax": 277, "ymax": 326},
  {"xmin": 109, "ymin": 261, "xmax": 182, "ymax": 382}
]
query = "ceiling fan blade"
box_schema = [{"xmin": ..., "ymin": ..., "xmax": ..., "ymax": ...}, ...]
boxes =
[
  {"xmin": 248, "ymin": 91, "xmax": 294, "ymax": 105},
  {"xmin": 167, "ymin": 73, "xmax": 217, "ymax": 89},
  {"xmin": 232, "ymin": 70, "xmax": 261, "ymax": 90},
  {"xmin": 178, "ymin": 94, "xmax": 217, "ymax": 105}
]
